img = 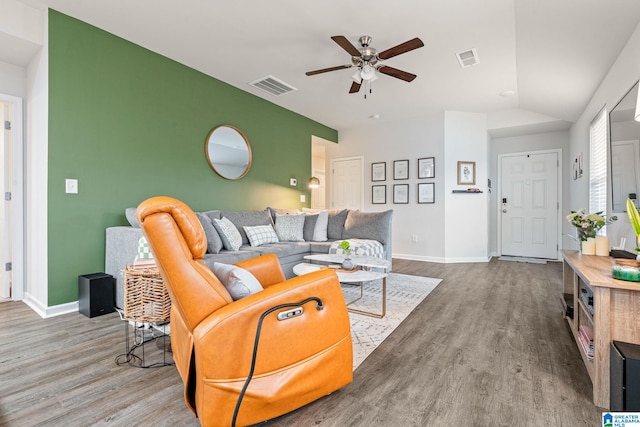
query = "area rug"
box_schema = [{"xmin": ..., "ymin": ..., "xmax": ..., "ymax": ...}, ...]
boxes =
[{"xmin": 344, "ymin": 272, "xmax": 442, "ymax": 370}]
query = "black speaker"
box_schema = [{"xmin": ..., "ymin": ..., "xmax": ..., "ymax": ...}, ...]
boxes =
[
  {"xmin": 78, "ymin": 273, "xmax": 115, "ymax": 318},
  {"xmin": 610, "ymin": 341, "xmax": 640, "ymax": 411}
]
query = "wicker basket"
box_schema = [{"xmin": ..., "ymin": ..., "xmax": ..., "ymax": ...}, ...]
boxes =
[{"xmin": 123, "ymin": 266, "xmax": 171, "ymax": 323}]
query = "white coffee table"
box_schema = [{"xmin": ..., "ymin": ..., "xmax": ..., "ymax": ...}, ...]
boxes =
[{"xmin": 293, "ymin": 254, "xmax": 390, "ymax": 318}]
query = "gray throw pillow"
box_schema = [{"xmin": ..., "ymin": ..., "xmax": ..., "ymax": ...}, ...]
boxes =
[
  {"xmin": 327, "ymin": 209, "xmax": 349, "ymax": 240},
  {"xmin": 274, "ymin": 213, "xmax": 306, "ymax": 242},
  {"xmin": 343, "ymin": 210, "xmax": 393, "ymax": 244},
  {"xmin": 125, "ymin": 207, "xmax": 141, "ymax": 228},
  {"xmin": 212, "ymin": 217, "xmax": 243, "ymax": 251},
  {"xmin": 196, "ymin": 213, "xmax": 224, "ymax": 254},
  {"xmin": 212, "ymin": 262, "xmax": 263, "ymax": 300},
  {"xmin": 303, "ymin": 213, "xmax": 319, "ymax": 241}
]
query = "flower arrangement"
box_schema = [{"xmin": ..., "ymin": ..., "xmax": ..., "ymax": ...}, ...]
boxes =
[
  {"xmin": 339, "ymin": 240, "xmax": 351, "ymax": 259},
  {"xmin": 627, "ymin": 198, "xmax": 640, "ymax": 251},
  {"xmin": 566, "ymin": 209, "xmax": 617, "ymax": 241}
]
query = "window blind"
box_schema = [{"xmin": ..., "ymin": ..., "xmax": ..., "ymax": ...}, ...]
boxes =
[{"xmin": 589, "ymin": 107, "xmax": 608, "ymax": 220}]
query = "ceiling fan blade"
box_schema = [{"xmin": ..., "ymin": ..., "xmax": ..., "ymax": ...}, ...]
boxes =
[
  {"xmin": 349, "ymin": 81, "xmax": 362, "ymax": 94},
  {"xmin": 378, "ymin": 38, "xmax": 424, "ymax": 60},
  {"xmin": 331, "ymin": 35, "xmax": 361, "ymax": 57},
  {"xmin": 378, "ymin": 66, "xmax": 417, "ymax": 82},
  {"xmin": 306, "ymin": 65, "xmax": 352, "ymax": 76}
]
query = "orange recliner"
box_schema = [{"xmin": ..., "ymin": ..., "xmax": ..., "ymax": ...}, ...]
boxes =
[{"xmin": 136, "ymin": 196, "xmax": 353, "ymax": 427}]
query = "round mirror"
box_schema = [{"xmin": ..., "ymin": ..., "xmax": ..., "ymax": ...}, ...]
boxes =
[{"xmin": 205, "ymin": 125, "xmax": 252, "ymax": 180}]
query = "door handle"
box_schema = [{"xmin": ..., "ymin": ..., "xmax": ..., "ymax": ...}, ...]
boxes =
[{"xmin": 502, "ymin": 209, "xmax": 507, "ymax": 213}]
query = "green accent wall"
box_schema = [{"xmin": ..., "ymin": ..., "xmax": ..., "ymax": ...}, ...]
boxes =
[{"xmin": 47, "ymin": 10, "xmax": 338, "ymax": 306}]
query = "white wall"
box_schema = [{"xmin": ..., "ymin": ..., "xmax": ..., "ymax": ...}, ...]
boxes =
[
  {"xmin": 443, "ymin": 111, "xmax": 489, "ymax": 262},
  {"xmin": 328, "ymin": 114, "xmax": 446, "ymax": 261},
  {"xmin": 489, "ymin": 131, "xmax": 570, "ymax": 254},
  {"xmin": 0, "ymin": 60, "xmax": 26, "ymax": 97},
  {"xmin": 569, "ymin": 21, "xmax": 640, "ymax": 253}
]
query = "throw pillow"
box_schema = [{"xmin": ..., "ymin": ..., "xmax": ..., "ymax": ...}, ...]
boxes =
[
  {"xmin": 243, "ymin": 224, "xmax": 279, "ymax": 247},
  {"xmin": 212, "ymin": 262, "xmax": 263, "ymax": 300},
  {"xmin": 302, "ymin": 208, "xmax": 329, "ymax": 242},
  {"xmin": 125, "ymin": 207, "xmax": 141, "ymax": 228},
  {"xmin": 274, "ymin": 213, "xmax": 306, "ymax": 242},
  {"xmin": 219, "ymin": 210, "xmax": 273, "ymax": 245},
  {"xmin": 212, "ymin": 217, "xmax": 243, "ymax": 251},
  {"xmin": 196, "ymin": 213, "xmax": 224, "ymax": 254},
  {"xmin": 303, "ymin": 213, "xmax": 319, "ymax": 241},
  {"xmin": 343, "ymin": 209, "xmax": 393, "ymax": 244},
  {"xmin": 267, "ymin": 207, "xmax": 300, "ymax": 223}
]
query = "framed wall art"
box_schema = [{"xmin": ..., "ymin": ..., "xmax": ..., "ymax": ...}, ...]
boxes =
[
  {"xmin": 393, "ymin": 184, "xmax": 409, "ymax": 204},
  {"xmin": 371, "ymin": 162, "xmax": 386, "ymax": 182},
  {"xmin": 457, "ymin": 161, "xmax": 476, "ymax": 185},
  {"xmin": 372, "ymin": 185, "xmax": 386, "ymax": 204},
  {"xmin": 418, "ymin": 157, "xmax": 435, "ymax": 179},
  {"xmin": 418, "ymin": 183, "xmax": 435, "ymax": 204},
  {"xmin": 393, "ymin": 159, "xmax": 409, "ymax": 180}
]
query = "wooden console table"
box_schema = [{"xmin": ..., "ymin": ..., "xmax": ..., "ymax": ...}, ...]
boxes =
[{"xmin": 562, "ymin": 250, "xmax": 640, "ymax": 408}]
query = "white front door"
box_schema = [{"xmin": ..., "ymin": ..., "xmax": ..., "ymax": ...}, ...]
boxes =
[
  {"xmin": 500, "ymin": 151, "xmax": 559, "ymax": 259},
  {"xmin": 331, "ymin": 157, "xmax": 363, "ymax": 210}
]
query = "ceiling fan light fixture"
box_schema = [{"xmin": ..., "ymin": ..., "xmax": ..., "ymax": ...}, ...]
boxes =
[{"xmin": 361, "ymin": 64, "xmax": 378, "ymax": 81}]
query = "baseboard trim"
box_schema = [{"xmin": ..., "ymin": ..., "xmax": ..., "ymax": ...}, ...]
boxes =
[
  {"xmin": 22, "ymin": 292, "xmax": 78, "ymax": 318},
  {"xmin": 393, "ymin": 253, "xmax": 491, "ymax": 264}
]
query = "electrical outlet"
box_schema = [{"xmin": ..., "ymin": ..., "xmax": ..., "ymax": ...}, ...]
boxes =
[
  {"xmin": 411, "ymin": 234, "xmax": 418, "ymax": 243},
  {"xmin": 65, "ymin": 178, "xmax": 78, "ymax": 194}
]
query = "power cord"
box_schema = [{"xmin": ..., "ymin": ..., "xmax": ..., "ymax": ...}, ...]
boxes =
[{"xmin": 231, "ymin": 296, "xmax": 324, "ymax": 427}]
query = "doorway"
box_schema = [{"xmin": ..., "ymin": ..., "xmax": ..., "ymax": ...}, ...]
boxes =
[
  {"xmin": 499, "ymin": 150, "xmax": 561, "ymax": 259},
  {"xmin": 330, "ymin": 156, "xmax": 364, "ymax": 210},
  {"xmin": 0, "ymin": 94, "xmax": 24, "ymax": 301}
]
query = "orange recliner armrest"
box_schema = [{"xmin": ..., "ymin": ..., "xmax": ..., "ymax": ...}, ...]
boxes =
[{"xmin": 235, "ymin": 253, "xmax": 286, "ymax": 287}]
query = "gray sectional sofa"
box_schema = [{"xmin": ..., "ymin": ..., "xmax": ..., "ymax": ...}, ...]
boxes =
[{"xmin": 105, "ymin": 206, "xmax": 393, "ymax": 308}]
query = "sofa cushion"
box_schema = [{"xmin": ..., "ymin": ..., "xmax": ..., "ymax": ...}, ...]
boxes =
[
  {"xmin": 220, "ymin": 210, "xmax": 273, "ymax": 244},
  {"xmin": 196, "ymin": 213, "xmax": 224, "ymax": 254},
  {"xmin": 343, "ymin": 210, "xmax": 393, "ymax": 244},
  {"xmin": 212, "ymin": 262, "xmax": 263, "ymax": 300},
  {"xmin": 274, "ymin": 213, "xmax": 305, "ymax": 242},
  {"xmin": 213, "ymin": 217, "xmax": 242, "ymax": 251},
  {"xmin": 202, "ymin": 210, "xmax": 221, "ymax": 223},
  {"xmin": 243, "ymin": 224, "xmax": 279, "ymax": 247},
  {"xmin": 308, "ymin": 241, "xmax": 335, "ymax": 254},
  {"xmin": 244, "ymin": 242, "xmax": 311, "ymax": 257}
]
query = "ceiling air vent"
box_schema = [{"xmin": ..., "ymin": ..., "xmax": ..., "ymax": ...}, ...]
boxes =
[
  {"xmin": 456, "ymin": 48, "xmax": 479, "ymax": 68},
  {"xmin": 249, "ymin": 75, "xmax": 297, "ymax": 96}
]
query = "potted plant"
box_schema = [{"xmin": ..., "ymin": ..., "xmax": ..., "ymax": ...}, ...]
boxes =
[{"xmin": 339, "ymin": 240, "xmax": 354, "ymax": 270}]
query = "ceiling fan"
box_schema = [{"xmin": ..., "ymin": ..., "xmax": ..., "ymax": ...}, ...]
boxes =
[{"xmin": 306, "ymin": 35, "xmax": 424, "ymax": 96}]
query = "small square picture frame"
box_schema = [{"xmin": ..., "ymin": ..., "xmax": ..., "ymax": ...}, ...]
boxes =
[
  {"xmin": 371, "ymin": 162, "xmax": 386, "ymax": 182},
  {"xmin": 393, "ymin": 159, "xmax": 409, "ymax": 180},
  {"xmin": 393, "ymin": 184, "xmax": 409, "ymax": 204},
  {"xmin": 418, "ymin": 157, "xmax": 435, "ymax": 179},
  {"xmin": 418, "ymin": 183, "xmax": 435, "ymax": 204},
  {"xmin": 372, "ymin": 185, "xmax": 386, "ymax": 204},
  {"xmin": 457, "ymin": 161, "xmax": 476, "ymax": 185}
]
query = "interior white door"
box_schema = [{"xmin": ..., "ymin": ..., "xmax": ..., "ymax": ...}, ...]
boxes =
[
  {"xmin": 500, "ymin": 152, "xmax": 558, "ymax": 259},
  {"xmin": 331, "ymin": 157, "xmax": 363, "ymax": 210}
]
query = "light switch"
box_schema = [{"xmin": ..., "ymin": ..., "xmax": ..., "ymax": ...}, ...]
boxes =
[
  {"xmin": 65, "ymin": 179, "xmax": 78, "ymax": 194},
  {"xmin": 300, "ymin": 194, "xmax": 306, "ymax": 203}
]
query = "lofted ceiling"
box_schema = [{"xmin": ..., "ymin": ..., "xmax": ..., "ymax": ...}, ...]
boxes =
[{"xmin": 9, "ymin": 0, "xmax": 640, "ymax": 132}]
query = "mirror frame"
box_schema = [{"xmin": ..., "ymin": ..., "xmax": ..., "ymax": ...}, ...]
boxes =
[
  {"xmin": 205, "ymin": 125, "xmax": 252, "ymax": 180},
  {"xmin": 609, "ymin": 81, "xmax": 640, "ymax": 212}
]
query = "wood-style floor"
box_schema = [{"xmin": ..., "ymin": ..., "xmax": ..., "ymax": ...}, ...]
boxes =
[{"xmin": 0, "ymin": 259, "xmax": 601, "ymax": 426}]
